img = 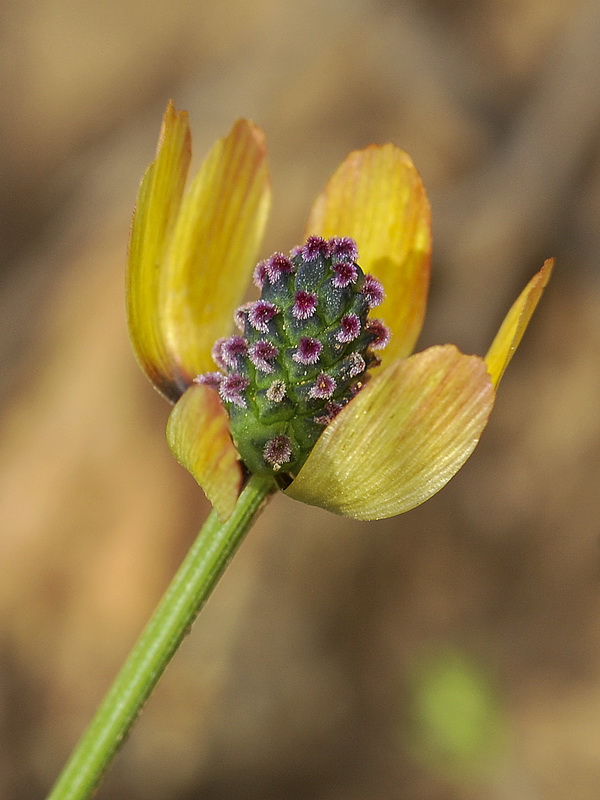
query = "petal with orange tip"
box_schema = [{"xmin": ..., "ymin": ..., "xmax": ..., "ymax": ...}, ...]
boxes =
[
  {"xmin": 485, "ymin": 259, "xmax": 553, "ymax": 389},
  {"xmin": 127, "ymin": 101, "xmax": 192, "ymax": 402},
  {"xmin": 286, "ymin": 345, "xmax": 494, "ymax": 520},
  {"xmin": 167, "ymin": 384, "xmax": 243, "ymax": 521},
  {"xmin": 306, "ymin": 144, "xmax": 431, "ymax": 362},
  {"xmin": 161, "ymin": 119, "xmax": 270, "ymax": 382}
]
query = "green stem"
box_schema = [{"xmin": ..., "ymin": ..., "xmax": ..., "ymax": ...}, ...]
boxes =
[{"xmin": 46, "ymin": 473, "xmax": 276, "ymax": 800}]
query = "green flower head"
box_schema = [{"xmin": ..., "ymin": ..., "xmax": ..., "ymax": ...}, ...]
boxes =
[{"xmin": 127, "ymin": 103, "xmax": 552, "ymax": 521}]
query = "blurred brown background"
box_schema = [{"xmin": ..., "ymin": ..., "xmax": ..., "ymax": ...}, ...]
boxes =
[{"xmin": 1, "ymin": 1, "xmax": 599, "ymax": 798}]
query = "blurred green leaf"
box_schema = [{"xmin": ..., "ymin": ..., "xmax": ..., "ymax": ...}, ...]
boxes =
[{"xmin": 407, "ymin": 648, "xmax": 507, "ymax": 779}]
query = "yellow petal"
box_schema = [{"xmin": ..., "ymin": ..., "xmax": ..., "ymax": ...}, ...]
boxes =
[
  {"xmin": 167, "ymin": 384, "xmax": 243, "ymax": 521},
  {"xmin": 127, "ymin": 101, "xmax": 192, "ymax": 402},
  {"xmin": 286, "ymin": 346, "xmax": 494, "ymax": 520},
  {"xmin": 306, "ymin": 144, "xmax": 431, "ymax": 362},
  {"xmin": 485, "ymin": 259, "xmax": 553, "ymax": 389},
  {"xmin": 161, "ymin": 119, "xmax": 271, "ymax": 379}
]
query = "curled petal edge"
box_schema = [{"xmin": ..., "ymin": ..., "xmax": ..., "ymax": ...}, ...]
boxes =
[{"xmin": 485, "ymin": 259, "xmax": 554, "ymax": 389}]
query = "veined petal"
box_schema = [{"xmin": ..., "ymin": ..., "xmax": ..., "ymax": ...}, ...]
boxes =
[
  {"xmin": 286, "ymin": 345, "xmax": 494, "ymax": 520},
  {"xmin": 161, "ymin": 119, "xmax": 271, "ymax": 380},
  {"xmin": 167, "ymin": 384, "xmax": 243, "ymax": 521},
  {"xmin": 306, "ymin": 144, "xmax": 431, "ymax": 362},
  {"xmin": 485, "ymin": 259, "xmax": 553, "ymax": 389},
  {"xmin": 127, "ymin": 101, "xmax": 192, "ymax": 402}
]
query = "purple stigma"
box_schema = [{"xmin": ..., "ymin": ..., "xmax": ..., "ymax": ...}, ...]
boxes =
[
  {"xmin": 253, "ymin": 260, "xmax": 268, "ymax": 288},
  {"xmin": 367, "ymin": 319, "xmax": 391, "ymax": 350},
  {"xmin": 266, "ymin": 253, "xmax": 294, "ymax": 283},
  {"xmin": 348, "ymin": 380, "xmax": 364, "ymax": 398},
  {"xmin": 211, "ymin": 338, "xmax": 228, "ymax": 369},
  {"xmin": 331, "ymin": 261, "xmax": 358, "ymax": 288},
  {"xmin": 219, "ymin": 374, "xmax": 249, "ymax": 408},
  {"xmin": 263, "ymin": 434, "xmax": 293, "ymax": 469},
  {"xmin": 249, "ymin": 340, "xmax": 279, "ymax": 373},
  {"xmin": 221, "ymin": 336, "xmax": 248, "ymax": 368},
  {"xmin": 336, "ymin": 314, "xmax": 361, "ymax": 343},
  {"xmin": 292, "ymin": 290, "xmax": 318, "ymax": 320},
  {"xmin": 361, "ymin": 274, "xmax": 385, "ymax": 308},
  {"xmin": 309, "ymin": 373, "xmax": 337, "ymax": 400},
  {"xmin": 347, "ymin": 352, "xmax": 366, "ymax": 378},
  {"xmin": 302, "ymin": 236, "xmax": 330, "ymax": 261},
  {"xmin": 329, "ymin": 236, "xmax": 358, "ymax": 262},
  {"xmin": 248, "ymin": 300, "xmax": 278, "ymax": 333},
  {"xmin": 266, "ymin": 379, "xmax": 287, "ymax": 403},
  {"xmin": 314, "ymin": 400, "xmax": 344, "ymax": 425},
  {"xmin": 234, "ymin": 301, "xmax": 253, "ymax": 331},
  {"xmin": 292, "ymin": 337, "xmax": 322, "ymax": 365},
  {"xmin": 194, "ymin": 372, "xmax": 222, "ymax": 389}
]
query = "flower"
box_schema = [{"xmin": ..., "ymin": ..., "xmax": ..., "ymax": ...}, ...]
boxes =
[{"xmin": 127, "ymin": 102, "xmax": 552, "ymax": 522}]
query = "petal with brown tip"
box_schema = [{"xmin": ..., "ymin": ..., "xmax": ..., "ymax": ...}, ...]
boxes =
[{"xmin": 127, "ymin": 101, "xmax": 192, "ymax": 402}]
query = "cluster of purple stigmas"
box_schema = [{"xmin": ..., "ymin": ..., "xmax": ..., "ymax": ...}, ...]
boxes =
[{"xmin": 197, "ymin": 235, "xmax": 390, "ymax": 485}]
